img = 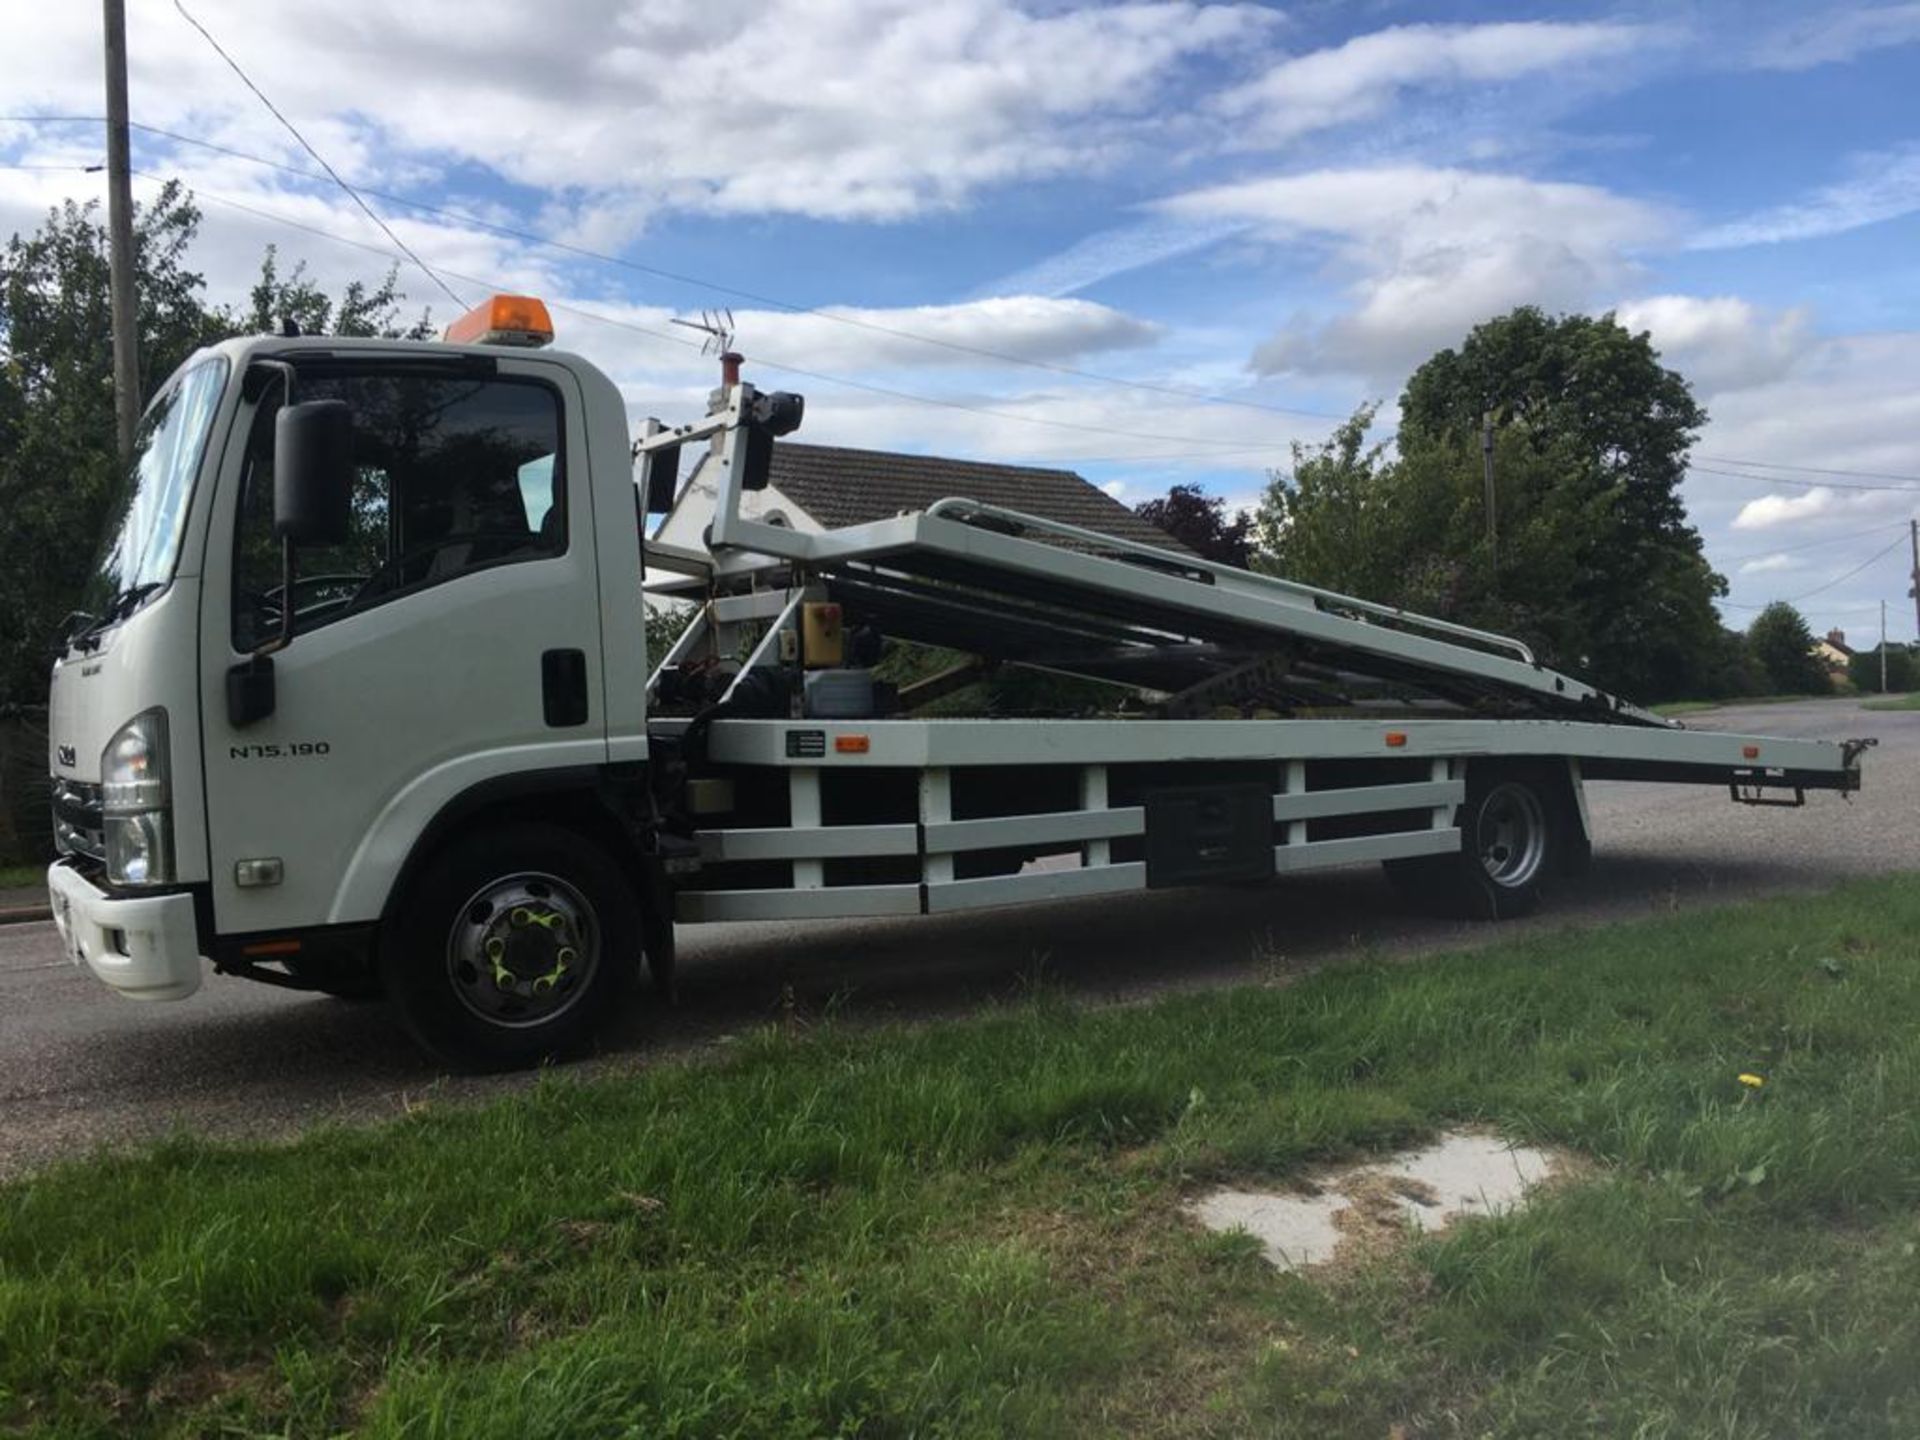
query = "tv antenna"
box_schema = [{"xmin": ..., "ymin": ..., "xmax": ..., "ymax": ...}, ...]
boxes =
[{"xmin": 671, "ymin": 308, "xmax": 736, "ymax": 355}]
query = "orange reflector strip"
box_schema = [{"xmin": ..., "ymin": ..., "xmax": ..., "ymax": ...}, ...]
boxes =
[
  {"xmin": 1384, "ymin": 731, "xmax": 1408, "ymax": 748},
  {"xmin": 241, "ymin": 938, "xmax": 302, "ymax": 957},
  {"xmin": 1742, "ymin": 745, "xmax": 1760, "ymax": 759},
  {"xmin": 835, "ymin": 735, "xmax": 870, "ymax": 754},
  {"xmin": 443, "ymin": 294, "xmax": 554, "ymax": 347}
]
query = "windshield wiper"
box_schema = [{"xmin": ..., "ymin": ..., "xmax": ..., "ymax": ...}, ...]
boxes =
[
  {"xmin": 69, "ymin": 582, "xmax": 166, "ymax": 651},
  {"xmin": 54, "ymin": 610, "xmax": 100, "ymax": 656}
]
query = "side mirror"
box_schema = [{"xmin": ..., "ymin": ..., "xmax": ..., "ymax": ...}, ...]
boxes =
[
  {"xmin": 740, "ymin": 390, "xmax": 803, "ymax": 492},
  {"xmin": 274, "ymin": 400, "xmax": 353, "ymax": 546}
]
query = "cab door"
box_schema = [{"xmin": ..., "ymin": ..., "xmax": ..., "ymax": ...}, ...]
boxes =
[{"xmin": 199, "ymin": 353, "xmax": 608, "ymax": 935}]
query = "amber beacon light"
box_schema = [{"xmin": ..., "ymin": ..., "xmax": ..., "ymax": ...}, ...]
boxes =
[{"xmin": 444, "ymin": 294, "xmax": 554, "ymax": 348}]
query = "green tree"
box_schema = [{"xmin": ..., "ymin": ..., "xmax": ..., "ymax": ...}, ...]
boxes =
[
  {"xmin": 1746, "ymin": 602, "xmax": 1831, "ymax": 695},
  {"xmin": 1253, "ymin": 404, "xmax": 1399, "ymax": 596},
  {"xmin": 0, "ymin": 186, "xmax": 428, "ymax": 707},
  {"xmin": 1400, "ymin": 305, "xmax": 1705, "ymax": 536},
  {"xmin": 1258, "ymin": 409, "xmax": 1621, "ymax": 676},
  {"xmin": 0, "ymin": 182, "xmax": 225, "ymax": 705},
  {"xmin": 1257, "ymin": 308, "xmax": 1729, "ymax": 703},
  {"xmin": 239, "ymin": 245, "xmax": 431, "ymax": 340},
  {"xmin": 1696, "ymin": 626, "xmax": 1769, "ymax": 700},
  {"xmin": 1396, "ymin": 307, "xmax": 1724, "ymax": 701},
  {"xmin": 1848, "ymin": 643, "xmax": 1918, "ymax": 694}
]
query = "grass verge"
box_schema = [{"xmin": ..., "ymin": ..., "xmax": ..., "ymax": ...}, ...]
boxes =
[
  {"xmin": 1651, "ymin": 693, "xmax": 1826, "ymax": 716},
  {"xmin": 0, "ymin": 863, "xmax": 46, "ymax": 891},
  {"xmin": 1861, "ymin": 692, "xmax": 1920, "ymax": 712},
  {"xmin": 5, "ymin": 877, "xmax": 1920, "ymax": 1437}
]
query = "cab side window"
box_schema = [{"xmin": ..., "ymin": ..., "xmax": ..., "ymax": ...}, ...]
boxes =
[{"xmin": 233, "ymin": 371, "xmax": 564, "ymax": 651}]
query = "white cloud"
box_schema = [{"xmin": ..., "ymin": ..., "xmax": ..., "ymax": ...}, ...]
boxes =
[
  {"xmin": 982, "ymin": 216, "xmax": 1254, "ymax": 298},
  {"xmin": 1743, "ymin": 2, "xmax": 1920, "ymax": 69},
  {"xmin": 1161, "ymin": 166, "xmax": 1671, "ymax": 381},
  {"xmin": 1215, "ymin": 21, "xmax": 1649, "ymax": 147},
  {"xmin": 7, "ymin": 0, "xmax": 1279, "ymax": 226},
  {"xmin": 1689, "ymin": 144, "xmax": 1920, "ymax": 249},
  {"xmin": 738, "ymin": 297, "xmax": 1159, "ymax": 372},
  {"xmin": 1730, "ymin": 488, "xmax": 1848, "ymax": 530},
  {"xmin": 497, "ymin": 290, "xmax": 1162, "ymax": 376},
  {"xmin": 1738, "ymin": 552, "xmax": 1805, "ymax": 573},
  {"xmin": 1700, "ymin": 332, "xmax": 1920, "ymax": 481},
  {"xmin": 1682, "ymin": 331, "xmax": 1920, "ymax": 640},
  {"xmin": 1614, "ymin": 294, "xmax": 1809, "ymax": 391}
]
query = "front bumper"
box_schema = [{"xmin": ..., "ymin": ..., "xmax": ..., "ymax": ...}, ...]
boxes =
[{"xmin": 47, "ymin": 861, "xmax": 204, "ymax": 1001}]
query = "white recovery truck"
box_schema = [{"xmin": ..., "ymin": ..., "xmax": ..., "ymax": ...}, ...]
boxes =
[{"xmin": 47, "ymin": 295, "xmax": 1871, "ymax": 1068}]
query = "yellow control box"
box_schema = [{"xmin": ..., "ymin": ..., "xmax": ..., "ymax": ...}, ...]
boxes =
[{"xmin": 802, "ymin": 603, "xmax": 844, "ymax": 668}]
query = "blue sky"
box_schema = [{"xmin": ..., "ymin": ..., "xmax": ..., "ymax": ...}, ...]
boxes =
[{"xmin": 5, "ymin": 0, "xmax": 1920, "ymax": 646}]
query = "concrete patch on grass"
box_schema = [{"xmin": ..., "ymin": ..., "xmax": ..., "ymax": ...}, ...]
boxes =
[{"xmin": 1190, "ymin": 1131, "xmax": 1568, "ymax": 1273}]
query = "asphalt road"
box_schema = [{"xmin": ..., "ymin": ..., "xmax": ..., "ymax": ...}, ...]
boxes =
[{"xmin": 2, "ymin": 696, "xmax": 1912, "ymax": 1180}]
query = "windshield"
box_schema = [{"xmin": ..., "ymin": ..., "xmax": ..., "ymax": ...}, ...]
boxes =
[{"xmin": 81, "ymin": 354, "xmax": 229, "ymax": 620}]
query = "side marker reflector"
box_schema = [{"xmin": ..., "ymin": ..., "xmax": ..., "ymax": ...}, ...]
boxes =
[
  {"xmin": 1384, "ymin": 731, "xmax": 1408, "ymax": 748},
  {"xmin": 1742, "ymin": 745, "xmax": 1760, "ymax": 759},
  {"xmin": 835, "ymin": 735, "xmax": 870, "ymax": 754}
]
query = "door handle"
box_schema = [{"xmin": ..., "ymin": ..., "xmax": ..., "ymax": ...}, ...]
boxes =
[{"xmin": 541, "ymin": 649, "xmax": 589, "ymax": 727}]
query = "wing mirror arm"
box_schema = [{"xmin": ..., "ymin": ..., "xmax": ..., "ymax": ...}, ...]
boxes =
[{"xmin": 228, "ymin": 395, "xmax": 354, "ymax": 727}]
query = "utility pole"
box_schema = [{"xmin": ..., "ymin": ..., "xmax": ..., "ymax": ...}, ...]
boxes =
[
  {"xmin": 1910, "ymin": 517, "xmax": 1920, "ymax": 652},
  {"xmin": 1481, "ymin": 411, "xmax": 1498, "ymax": 581},
  {"xmin": 103, "ymin": 0, "xmax": 140, "ymax": 463},
  {"xmin": 1882, "ymin": 599, "xmax": 1889, "ymax": 694}
]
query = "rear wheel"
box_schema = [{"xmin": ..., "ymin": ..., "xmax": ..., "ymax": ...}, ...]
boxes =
[
  {"xmin": 381, "ymin": 822, "xmax": 641, "ymax": 1070},
  {"xmin": 1385, "ymin": 766, "xmax": 1558, "ymax": 919}
]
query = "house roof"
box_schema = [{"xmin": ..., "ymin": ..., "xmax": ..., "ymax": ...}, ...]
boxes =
[{"xmin": 766, "ymin": 442, "xmax": 1192, "ymax": 555}]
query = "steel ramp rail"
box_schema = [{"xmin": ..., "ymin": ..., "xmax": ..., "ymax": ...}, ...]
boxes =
[
  {"xmin": 640, "ymin": 392, "xmax": 1668, "ymax": 725},
  {"xmin": 696, "ymin": 499, "xmax": 1669, "ymax": 725}
]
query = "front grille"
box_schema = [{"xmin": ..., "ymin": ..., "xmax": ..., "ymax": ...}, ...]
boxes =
[{"xmin": 51, "ymin": 777, "xmax": 104, "ymax": 861}]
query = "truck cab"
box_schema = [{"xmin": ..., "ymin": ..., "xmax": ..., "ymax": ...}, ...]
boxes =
[{"xmin": 49, "ymin": 301, "xmax": 667, "ymax": 1067}]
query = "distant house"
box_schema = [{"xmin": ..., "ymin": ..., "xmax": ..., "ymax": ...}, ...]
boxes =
[
  {"xmin": 652, "ymin": 441, "xmax": 1189, "ymax": 560},
  {"xmin": 1813, "ymin": 628, "xmax": 1854, "ymax": 677}
]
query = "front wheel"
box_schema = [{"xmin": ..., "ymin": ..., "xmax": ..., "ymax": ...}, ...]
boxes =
[
  {"xmin": 1385, "ymin": 767, "xmax": 1557, "ymax": 920},
  {"xmin": 381, "ymin": 822, "xmax": 641, "ymax": 1071}
]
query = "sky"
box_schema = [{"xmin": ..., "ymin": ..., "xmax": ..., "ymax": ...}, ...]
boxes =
[{"xmin": 4, "ymin": 0, "xmax": 1919, "ymax": 647}]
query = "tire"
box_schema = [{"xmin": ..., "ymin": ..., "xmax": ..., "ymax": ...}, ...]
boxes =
[
  {"xmin": 1384, "ymin": 765, "xmax": 1557, "ymax": 920},
  {"xmin": 380, "ymin": 822, "xmax": 642, "ymax": 1071}
]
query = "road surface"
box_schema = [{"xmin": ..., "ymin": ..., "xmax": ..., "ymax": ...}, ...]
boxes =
[{"xmin": 2, "ymin": 696, "xmax": 1911, "ymax": 1180}]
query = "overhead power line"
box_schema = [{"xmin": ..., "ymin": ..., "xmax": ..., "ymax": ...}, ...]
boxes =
[
  {"xmin": 1721, "ymin": 531, "xmax": 1913, "ymax": 609},
  {"xmin": 141, "ymin": 174, "xmax": 1296, "ymax": 459},
  {"xmin": 1689, "ymin": 463, "xmax": 1920, "ymax": 495},
  {"xmin": 1790, "ymin": 532, "xmax": 1919, "ymax": 603},
  {"xmin": 1697, "ymin": 454, "xmax": 1920, "ymax": 485},
  {"xmin": 2, "ymin": 110, "xmax": 1342, "ymax": 427},
  {"xmin": 1716, "ymin": 520, "xmax": 1912, "ymax": 564},
  {"xmin": 17, "ymin": 109, "xmax": 1920, "ymax": 478},
  {"xmin": 166, "ymin": 5, "xmax": 465, "ymax": 310}
]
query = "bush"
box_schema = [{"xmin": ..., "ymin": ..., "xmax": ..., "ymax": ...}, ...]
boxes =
[
  {"xmin": 1746, "ymin": 602, "xmax": 1831, "ymax": 695},
  {"xmin": 1849, "ymin": 644, "xmax": 1919, "ymax": 694}
]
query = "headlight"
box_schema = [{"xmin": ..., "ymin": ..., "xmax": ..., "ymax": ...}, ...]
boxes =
[{"xmin": 103, "ymin": 708, "xmax": 173, "ymax": 886}]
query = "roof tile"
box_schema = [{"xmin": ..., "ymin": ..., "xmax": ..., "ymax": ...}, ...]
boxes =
[{"xmin": 767, "ymin": 442, "xmax": 1192, "ymax": 554}]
